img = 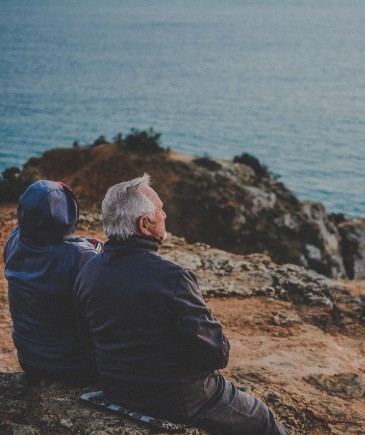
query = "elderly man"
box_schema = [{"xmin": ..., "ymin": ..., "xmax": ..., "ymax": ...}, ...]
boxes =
[
  {"xmin": 4, "ymin": 180, "xmax": 100, "ymax": 386},
  {"xmin": 74, "ymin": 174, "xmax": 290, "ymax": 434}
]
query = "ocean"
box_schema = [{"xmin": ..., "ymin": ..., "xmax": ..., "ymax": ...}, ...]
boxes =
[{"xmin": 1, "ymin": 0, "xmax": 364, "ymax": 217}]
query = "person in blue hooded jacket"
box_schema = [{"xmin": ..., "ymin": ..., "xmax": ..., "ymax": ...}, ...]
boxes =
[{"xmin": 4, "ymin": 180, "xmax": 100, "ymax": 385}]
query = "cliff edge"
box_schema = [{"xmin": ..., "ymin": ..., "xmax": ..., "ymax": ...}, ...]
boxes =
[{"xmin": 2, "ymin": 133, "xmax": 364, "ymax": 279}]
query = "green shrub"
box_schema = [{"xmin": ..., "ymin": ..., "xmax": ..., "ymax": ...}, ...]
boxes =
[
  {"xmin": 233, "ymin": 153, "xmax": 270, "ymax": 178},
  {"xmin": 92, "ymin": 135, "xmax": 109, "ymax": 146},
  {"xmin": 193, "ymin": 157, "xmax": 222, "ymax": 171},
  {"xmin": 113, "ymin": 133, "xmax": 123, "ymax": 146},
  {"xmin": 0, "ymin": 167, "xmax": 34, "ymax": 202},
  {"xmin": 124, "ymin": 128, "xmax": 164, "ymax": 154}
]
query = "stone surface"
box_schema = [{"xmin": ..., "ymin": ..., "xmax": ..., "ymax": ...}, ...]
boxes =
[
  {"xmin": 339, "ymin": 219, "xmax": 365, "ymax": 279},
  {"xmin": 161, "ymin": 236, "xmax": 344, "ymax": 309},
  {"xmin": 1, "ymin": 207, "xmax": 364, "ymax": 434},
  {"xmin": 303, "ymin": 373, "xmax": 365, "ymax": 399},
  {"xmin": 0, "ymin": 373, "xmax": 208, "ymax": 435},
  {"xmin": 9, "ymin": 143, "xmax": 352, "ymax": 278}
]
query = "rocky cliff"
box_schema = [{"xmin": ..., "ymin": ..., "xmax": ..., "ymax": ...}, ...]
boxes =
[
  {"xmin": 0, "ymin": 206, "xmax": 364, "ymax": 434},
  {"xmin": 339, "ymin": 219, "xmax": 365, "ymax": 279},
  {"xmin": 2, "ymin": 133, "xmax": 362, "ymax": 279},
  {"xmin": 0, "ymin": 372, "xmax": 208, "ymax": 435}
]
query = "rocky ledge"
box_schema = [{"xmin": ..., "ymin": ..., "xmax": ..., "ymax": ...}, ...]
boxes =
[
  {"xmin": 0, "ymin": 372, "xmax": 208, "ymax": 435},
  {"xmin": 159, "ymin": 235, "xmax": 365, "ymax": 330},
  {"xmin": 1, "ymin": 132, "xmax": 365, "ymax": 279},
  {"xmin": 1, "ymin": 215, "xmax": 364, "ymax": 434}
]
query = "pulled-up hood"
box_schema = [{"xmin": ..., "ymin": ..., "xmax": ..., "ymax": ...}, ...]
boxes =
[{"xmin": 17, "ymin": 180, "xmax": 78, "ymax": 244}]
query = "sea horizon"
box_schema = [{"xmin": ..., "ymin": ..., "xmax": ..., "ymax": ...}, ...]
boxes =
[{"xmin": 1, "ymin": 0, "xmax": 365, "ymax": 218}]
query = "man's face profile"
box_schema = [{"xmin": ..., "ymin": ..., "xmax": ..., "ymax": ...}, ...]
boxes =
[{"xmin": 139, "ymin": 185, "xmax": 167, "ymax": 242}]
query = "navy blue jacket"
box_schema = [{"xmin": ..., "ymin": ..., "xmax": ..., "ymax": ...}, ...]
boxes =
[
  {"xmin": 4, "ymin": 180, "xmax": 98, "ymax": 376},
  {"xmin": 74, "ymin": 236, "xmax": 230, "ymax": 421}
]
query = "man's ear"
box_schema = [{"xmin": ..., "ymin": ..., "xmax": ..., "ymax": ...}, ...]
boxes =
[{"xmin": 137, "ymin": 215, "xmax": 150, "ymax": 236}]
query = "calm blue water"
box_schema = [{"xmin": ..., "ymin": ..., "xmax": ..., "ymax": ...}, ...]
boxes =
[{"xmin": 1, "ymin": 0, "xmax": 365, "ymax": 217}]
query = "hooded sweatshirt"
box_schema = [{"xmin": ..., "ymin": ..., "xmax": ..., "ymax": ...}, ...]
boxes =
[{"xmin": 4, "ymin": 180, "xmax": 98, "ymax": 375}]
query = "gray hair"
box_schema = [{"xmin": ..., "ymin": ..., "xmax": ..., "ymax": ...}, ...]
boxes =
[{"xmin": 102, "ymin": 173, "xmax": 155, "ymax": 240}]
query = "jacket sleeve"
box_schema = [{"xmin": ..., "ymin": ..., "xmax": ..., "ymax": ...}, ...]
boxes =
[
  {"xmin": 3, "ymin": 226, "xmax": 18, "ymax": 262},
  {"xmin": 173, "ymin": 269, "xmax": 230, "ymax": 372},
  {"xmin": 72, "ymin": 238, "xmax": 100, "ymax": 270}
]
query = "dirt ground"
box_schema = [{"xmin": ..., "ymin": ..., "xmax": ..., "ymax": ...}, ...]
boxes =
[{"xmin": 1, "ymin": 204, "xmax": 364, "ymax": 434}]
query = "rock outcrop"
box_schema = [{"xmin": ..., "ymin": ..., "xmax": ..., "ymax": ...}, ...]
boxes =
[
  {"xmin": 0, "ymin": 372, "xmax": 207, "ymax": 435},
  {"xmin": 338, "ymin": 219, "xmax": 365, "ymax": 279},
  {"xmin": 7, "ymin": 138, "xmax": 354, "ymax": 278},
  {"xmin": 159, "ymin": 235, "xmax": 365, "ymax": 329},
  {"xmin": 0, "ymin": 207, "xmax": 364, "ymax": 434}
]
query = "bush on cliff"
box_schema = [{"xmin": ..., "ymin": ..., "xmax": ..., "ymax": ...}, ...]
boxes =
[
  {"xmin": 233, "ymin": 152, "xmax": 270, "ymax": 178},
  {"xmin": 193, "ymin": 156, "xmax": 222, "ymax": 171},
  {"xmin": 115, "ymin": 128, "xmax": 166, "ymax": 154},
  {"xmin": 0, "ymin": 167, "xmax": 34, "ymax": 203},
  {"xmin": 92, "ymin": 135, "xmax": 110, "ymax": 146}
]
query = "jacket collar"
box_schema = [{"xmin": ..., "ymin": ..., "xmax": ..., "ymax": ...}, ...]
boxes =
[{"xmin": 105, "ymin": 235, "xmax": 160, "ymax": 253}]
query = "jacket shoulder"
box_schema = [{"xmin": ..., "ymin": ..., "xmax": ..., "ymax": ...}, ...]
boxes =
[
  {"xmin": 149, "ymin": 252, "xmax": 198, "ymax": 288},
  {"xmin": 152, "ymin": 251, "xmax": 194, "ymax": 275},
  {"xmin": 61, "ymin": 238, "xmax": 99, "ymax": 270},
  {"xmin": 64, "ymin": 238, "xmax": 99, "ymax": 254}
]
